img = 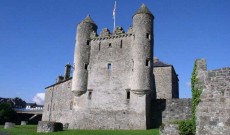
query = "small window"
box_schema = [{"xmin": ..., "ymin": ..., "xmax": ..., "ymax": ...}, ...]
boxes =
[
  {"xmin": 133, "ymin": 35, "xmax": 135, "ymax": 40},
  {"xmin": 146, "ymin": 59, "xmax": 150, "ymax": 67},
  {"xmin": 132, "ymin": 59, "xmax": 134, "ymax": 72},
  {"xmin": 84, "ymin": 63, "xmax": 88, "ymax": 70},
  {"xmin": 88, "ymin": 92, "xmax": 92, "ymax": 100},
  {"xmin": 146, "ymin": 33, "xmax": 151, "ymax": 40},
  {"xmin": 70, "ymin": 101, "xmax": 73, "ymax": 110},
  {"xmin": 127, "ymin": 91, "xmax": 130, "ymax": 99},
  {"xmin": 120, "ymin": 40, "xmax": 122, "ymax": 48},
  {"xmin": 109, "ymin": 43, "xmax": 112, "ymax": 48},
  {"xmin": 87, "ymin": 40, "xmax": 90, "ymax": 45},
  {"xmin": 99, "ymin": 42, "xmax": 101, "ymax": 51},
  {"xmin": 108, "ymin": 63, "xmax": 112, "ymax": 70}
]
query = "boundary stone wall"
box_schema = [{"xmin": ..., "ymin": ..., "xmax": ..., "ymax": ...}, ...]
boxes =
[{"xmin": 195, "ymin": 59, "xmax": 230, "ymax": 135}]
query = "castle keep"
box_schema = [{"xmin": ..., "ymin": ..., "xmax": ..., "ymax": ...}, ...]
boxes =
[{"xmin": 42, "ymin": 4, "xmax": 181, "ymax": 130}]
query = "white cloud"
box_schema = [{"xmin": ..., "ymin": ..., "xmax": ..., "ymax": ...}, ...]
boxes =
[{"xmin": 33, "ymin": 93, "xmax": 45, "ymax": 105}]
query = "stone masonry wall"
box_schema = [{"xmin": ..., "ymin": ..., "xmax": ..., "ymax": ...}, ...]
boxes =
[
  {"xmin": 162, "ymin": 99, "xmax": 192, "ymax": 123},
  {"xmin": 42, "ymin": 79, "xmax": 74, "ymax": 126},
  {"xmin": 154, "ymin": 67, "xmax": 173, "ymax": 99},
  {"xmin": 195, "ymin": 59, "xmax": 230, "ymax": 135},
  {"xmin": 154, "ymin": 99, "xmax": 192, "ymax": 135},
  {"xmin": 152, "ymin": 98, "xmax": 192, "ymax": 128}
]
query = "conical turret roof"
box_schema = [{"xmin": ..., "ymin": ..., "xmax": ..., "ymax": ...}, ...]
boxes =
[
  {"xmin": 134, "ymin": 4, "xmax": 153, "ymax": 16},
  {"xmin": 82, "ymin": 15, "xmax": 95, "ymax": 24}
]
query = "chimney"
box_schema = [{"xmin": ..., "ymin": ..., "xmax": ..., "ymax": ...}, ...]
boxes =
[
  {"xmin": 64, "ymin": 64, "xmax": 71, "ymax": 80},
  {"xmin": 56, "ymin": 75, "xmax": 64, "ymax": 83}
]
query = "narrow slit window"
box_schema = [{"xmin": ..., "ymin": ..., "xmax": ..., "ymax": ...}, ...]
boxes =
[
  {"xmin": 132, "ymin": 59, "xmax": 134, "ymax": 72},
  {"xmin": 146, "ymin": 33, "xmax": 151, "ymax": 40},
  {"xmin": 99, "ymin": 42, "xmax": 101, "ymax": 51},
  {"xmin": 108, "ymin": 63, "xmax": 112, "ymax": 70},
  {"xmin": 120, "ymin": 40, "xmax": 123, "ymax": 48},
  {"xmin": 146, "ymin": 59, "xmax": 150, "ymax": 67},
  {"xmin": 109, "ymin": 43, "xmax": 112, "ymax": 48},
  {"xmin": 84, "ymin": 64, "xmax": 88, "ymax": 70},
  {"xmin": 127, "ymin": 91, "xmax": 130, "ymax": 99},
  {"xmin": 88, "ymin": 92, "xmax": 92, "ymax": 100},
  {"xmin": 87, "ymin": 40, "xmax": 90, "ymax": 45},
  {"xmin": 70, "ymin": 101, "xmax": 73, "ymax": 110}
]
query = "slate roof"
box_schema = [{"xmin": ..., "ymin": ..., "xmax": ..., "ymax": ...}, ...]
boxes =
[
  {"xmin": 134, "ymin": 4, "xmax": 154, "ymax": 16},
  {"xmin": 82, "ymin": 15, "xmax": 95, "ymax": 24}
]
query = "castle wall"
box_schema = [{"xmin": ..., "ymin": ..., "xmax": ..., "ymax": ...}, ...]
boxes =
[
  {"xmin": 154, "ymin": 67, "xmax": 173, "ymax": 99},
  {"xmin": 42, "ymin": 79, "xmax": 74, "ymax": 125},
  {"xmin": 69, "ymin": 35, "xmax": 151, "ymax": 129},
  {"xmin": 195, "ymin": 59, "xmax": 230, "ymax": 135},
  {"xmin": 151, "ymin": 99, "xmax": 192, "ymax": 128}
]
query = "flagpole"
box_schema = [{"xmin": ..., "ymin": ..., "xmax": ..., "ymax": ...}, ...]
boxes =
[
  {"xmin": 113, "ymin": 1, "xmax": 116, "ymax": 32},
  {"xmin": 114, "ymin": 15, "xmax": 116, "ymax": 32}
]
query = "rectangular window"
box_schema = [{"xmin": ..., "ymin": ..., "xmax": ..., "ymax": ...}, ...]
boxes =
[
  {"xmin": 146, "ymin": 59, "xmax": 150, "ymax": 67},
  {"xmin": 88, "ymin": 92, "xmax": 92, "ymax": 100},
  {"xmin": 127, "ymin": 91, "xmax": 130, "ymax": 99},
  {"xmin": 84, "ymin": 63, "xmax": 88, "ymax": 70},
  {"xmin": 120, "ymin": 40, "xmax": 122, "ymax": 48},
  {"xmin": 99, "ymin": 42, "xmax": 101, "ymax": 51},
  {"xmin": 146, "ymin": 33, "xmax": 151, "ymax": 40},
  {"xmin": 87, "ymin": 40, "xmax": 90, "ymax": 45},
  {"xmin": 108, "ymin": 63, "xmax": 112, "ymax": 70}
]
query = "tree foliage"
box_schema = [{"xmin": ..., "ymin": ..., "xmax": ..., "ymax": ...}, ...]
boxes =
[{"xmin": 0, "ymin": 102, "xmax": 16, "ymax": 122}]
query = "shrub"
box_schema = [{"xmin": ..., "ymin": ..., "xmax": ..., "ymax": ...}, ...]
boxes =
[{"xmin": 178, "ymin": 120, "xmax": 195, "ymax": 135}]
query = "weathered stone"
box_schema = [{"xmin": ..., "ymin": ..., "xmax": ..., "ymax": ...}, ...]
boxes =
[
  {"xmin": 37, "ymin": 121, "xmax": 63, "ymax": 133},
  {"xmin": 20, "ymin": 121, "xmax": 28, "ymax": 125},
  {"xmin": 160, "ymin": 123, "xmax": 179, "ymax": 135},
  {"xmin": 4, "ymin": 122, "xmax": 15, "ymax": 129},
  {"xmin": 195, "ymin": 59, "xmax": 230, "ymax": 135}
]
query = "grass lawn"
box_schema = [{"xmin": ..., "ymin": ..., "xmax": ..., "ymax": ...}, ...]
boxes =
[{"xmin": 0, "ymin": 125, "xmax": 159, "ymax": 135}]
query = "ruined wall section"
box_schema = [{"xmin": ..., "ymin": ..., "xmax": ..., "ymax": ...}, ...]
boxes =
[
  {"xmin": 196, "ymin": 59, "xmax": 230, "ymax": 135},
  {"xmin": 42, "ymin": 79, "xmax": 74, "ymax": 126},
  {"xmin": 162, "ymin": 99, "xmax": 192, "ymax": 123}
]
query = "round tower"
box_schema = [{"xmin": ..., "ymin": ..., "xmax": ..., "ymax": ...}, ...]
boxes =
[
  {"xmin": 72, "ymin": 15, "xmax": 97, "ymax": 96},
  {"xmin": 131, "ymin": 4, "xmax": 154, "ymax": 95}
]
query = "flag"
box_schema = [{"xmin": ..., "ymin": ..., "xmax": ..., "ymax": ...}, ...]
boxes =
[{"xmin": 113, "ymin": 1, "xmax": 116, "ymax": 19}]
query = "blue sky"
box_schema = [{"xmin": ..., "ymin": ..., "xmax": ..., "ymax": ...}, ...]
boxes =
[{"xmin": 0, "ymin": 0, "xmax": 229, "ymax": 103}]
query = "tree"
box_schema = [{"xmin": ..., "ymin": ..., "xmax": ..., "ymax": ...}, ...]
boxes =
[{"xmin": 0, "ymin": 102, "xmax": 16, "ymax": 123}]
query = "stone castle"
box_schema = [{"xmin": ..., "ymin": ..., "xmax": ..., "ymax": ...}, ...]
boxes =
[{"xmin": 41, "ymin": 4, "xmax": 182, "ymax": 130}]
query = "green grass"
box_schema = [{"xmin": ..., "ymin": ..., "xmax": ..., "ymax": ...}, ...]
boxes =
[{"xmin": 0, "ymin": 125, "xmax": 159, "ymax": 135}]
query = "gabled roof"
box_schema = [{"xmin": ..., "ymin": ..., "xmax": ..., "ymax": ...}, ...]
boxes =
[{"xmin": 154, "ymin": 57, "xmax": 171, "ymax": 67}]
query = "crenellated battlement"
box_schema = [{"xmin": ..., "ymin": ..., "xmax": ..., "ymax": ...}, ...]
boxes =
[{"xmin": 90, "ymin": 26, "xmax": 133, "ymax": 41}]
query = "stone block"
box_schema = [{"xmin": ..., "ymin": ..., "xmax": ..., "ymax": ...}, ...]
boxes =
[
  {"xmin": 4, "ymin": 122, "xmax": 15, "ymax": 129},
  {"xmin": 37, "ymin": 121, "xmax": 63, "ymax": 133},
  {"xmin": 21, "ymin": 121, "xmax": 28, "ymax": 125}
]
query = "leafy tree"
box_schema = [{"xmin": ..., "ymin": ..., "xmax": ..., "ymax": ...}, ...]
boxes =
[{"xmin": 0, "ymin": 102, "xmax": 16, "ymax": 122}]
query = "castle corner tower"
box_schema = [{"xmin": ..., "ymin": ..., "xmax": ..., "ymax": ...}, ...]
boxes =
[
  {"xmin": 131, "ymin": 4, "xmax": 154, "ymax": 95},
  {"xmin": 72, "ymin": 15, "xmax": 98, "ymax": 96}
]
